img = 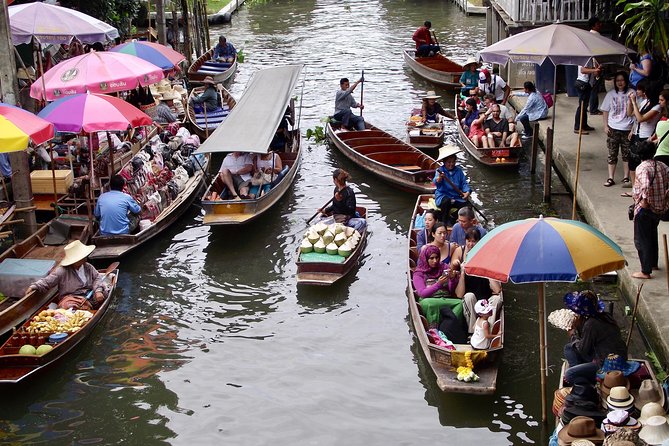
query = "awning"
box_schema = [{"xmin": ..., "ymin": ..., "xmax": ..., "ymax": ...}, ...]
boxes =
[{"xmin": 196, "ymin": 64, "xmax": 304, "ymax": 155}]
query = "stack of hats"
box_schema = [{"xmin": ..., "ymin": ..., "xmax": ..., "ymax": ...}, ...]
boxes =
[
  {"xmin": 633, "ymin": 381, "xmax": 665, "ymax": 411},
  {"xmin": 558, "ymin": 416, "xmax": 605, "ymax": 445},
  {"xmin": 607, "ymin": 387, "xmax": 636, "ymax": 412},
  {"xmin": 639, "ymin": 416, "xmax": 669, "ymax": 445},
  {"xmin": 562, "ymin": 381, "xmax": 607, "ymax": 426},
  {"xmin": 602, "ymin": 410, "xmax": 641, "ymax": 435}
]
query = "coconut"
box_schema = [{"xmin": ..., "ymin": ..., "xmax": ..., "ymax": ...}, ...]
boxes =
[
  {"xmin": 334, "ymin": 232, "xmax": 347, "ymax": 247},
  {"xmin": 327, "ymin": 223, "xmax": 337, "ymax": 235},
  {"xmin": 314, "ymin": 222, "xmax": 328, "ymax": 235},
  {"xmin": 19, "ymin": 344, "xmax": 36, "ymax": 355},
  {"xmin": 307, "ymin": 230, "xmax": 320, "ymax": 245},
  {"xmin": 300, "ymin": 239, "xmax": 313, "ymax": 253},
  {"xmin": 326, "ymin": 242, "xmax": 339, "ymax": 255},
  {"xmin": 322, "ymin": 230, "xmax": 335, "ymax": 245},
  {"xmin": 313, "ymin": 239, "xmax": 326, "ymax": 253},
  {"xmin": 348, "ymin": 237, "xmax": 358, "ymax": 249},
  {"xmin": 36, "ymin": 344, "xmax": 53, "ymax": 355},
  {"xmin": 333, "ymin": 223, "xmax": 346, "ymax": 235},
  {"xmin": 344, "ymin": 226, "xmax": 355, "ymax": 237},
  {"xmin": 338, "ymin": 242, "xmax": 352, "ymax": 257}
]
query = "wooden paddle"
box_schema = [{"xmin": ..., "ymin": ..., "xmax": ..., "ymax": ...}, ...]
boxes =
[
  {"xmin": 626, "ymin": 283, "xmax": 644, "ymax": 347},
  {"xmin": 306, "ymin": 197, "xmax": 334, "ymax": 224},
  {"xmin": 431, "ymin": 31, "xmax": 440, "ymax": 50},
  {"xmin": 85, "ymin": 261, "xmax": 120, "ymax": 301},
  {"xmin": 436, "ymin": 167, "xmax": 489, "ymax": 224},
  {"xmin": 359, "ymin": 70, "xmax": 364, "ymax": 117}
]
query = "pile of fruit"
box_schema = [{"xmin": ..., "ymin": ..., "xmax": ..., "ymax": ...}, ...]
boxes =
[
  {"xmin": 456, "ymin": 351, "xmax": 480, "ymax": 383},
  {"xmin": 300, "ymin": 222, "xmax": 361, "ymax": 258},
  {"xmin": 18, "ymin": 344, "xmax": 53, "ymax": 356},
  {"xmin": 25, "ymin": 308, "xmax": 93, "ymax": 334}
]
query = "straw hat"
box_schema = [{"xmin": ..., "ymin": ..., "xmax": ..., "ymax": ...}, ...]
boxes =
[
  {"xmin": 173, "ymin": 84, "xmax": 185, "ymax": 93},
  {"xmin": 557, "ymin": 416, "xmax": 605, "ymax": 444},
  {"xmin": 572, "ymin": 441, "xmax": 596, "ymax": 446},
  {"xmin": 463, "ymin": 56, "xmax": 479, "ymax": 68},
  {"xmin": 548, "ymin": 308, "xmax": 578, "ymax": 331},
  {"xmin": 602, "ymin": 371, "xmax": 630, "ymax": 397},
  {"xmin": 203, "ymin": 76, "xmax": 216, "ymax": 85},
  {"xmin": 161, "ymin": 90, "xmax": 180, "ymax": 101},
  {"xmin": 608, "ymin": 386, "xmax": 636, "ymax": 411},
  {"xmin": 639, "ymin": 416, "xmax": 669, "ymax": 445},
  {"xmin": 603, "ymin": 410, "xmax": 642, "ymax": 435},
  {"xmin": 422, "ymin": 90, "xmax": 441, "ymax": 99},
  {"xmin": 436, "ymin": 144, "xmax": 462, "ymax": 161},
  {"xmin": 633, "ymin": 380, "xmax": 665, "ymax": 411},
  {"xmin": 60, "ymin": 240, "xmax": 95, "ymax": 266},
  {"xmin": 639, "ymin": 403, "xmax": 669, "ymax": 425},
  {"xmin": 554, "ymin": 387, "xmax": 573, "ymax": 417}
]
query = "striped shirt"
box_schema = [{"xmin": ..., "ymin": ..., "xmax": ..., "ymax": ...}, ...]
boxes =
[{"xmin": 633, "ymin": 160, "xmax": 669, "ymax": 216}]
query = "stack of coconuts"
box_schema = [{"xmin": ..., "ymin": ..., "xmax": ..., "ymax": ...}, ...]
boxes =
[{"xmin": 300, "ymin": 222, "xmax": 361, "ymax": 258}]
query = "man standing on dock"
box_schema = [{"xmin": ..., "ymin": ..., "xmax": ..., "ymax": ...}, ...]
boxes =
[{"xmin": 412, "ymin": 21, "xmax": 440, "ymax": 57}]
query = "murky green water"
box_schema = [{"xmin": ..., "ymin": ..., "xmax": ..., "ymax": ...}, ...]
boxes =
[{"xmin": 0, "ymin": 1, "xmax": 610, "ymax": 444}]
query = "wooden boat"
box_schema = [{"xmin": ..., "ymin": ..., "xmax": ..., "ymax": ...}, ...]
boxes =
[
  {"xmin": 407, "ymin": 109, "xmax": 445, "ymax": 150},
  {"xmin": 295, "ymin": 208, "xmax": 368, "ymax": 286},
  {"xmin": 197, "ymin": 64, "xmax": 304, "ymax": 226},
  {"xmin": 186, "ymin": 85, "xmax": 236, "ymax": 140},
  {"xmin": 407, "ymin": 194, "xmax": 503, "ymax": 394},
  {"xmin": 88, "ymin": 154, "xmax": 210, "ymax": 260},
  {"xmin": 326, "ymin": 121, "xmax": 438, "ymax": 194},
  {"xmin": 0, "ymin": 265, "xmax": 118, "ymax": 384},
  {"xmin": 0, "ymin": 215, "xmax": 92, "ymax": 336},
  {"xmin": 454, "ymin": 97, "xmax": 522, "ymax": 168},
  {"xmin": 403, "ymin": 49, "xmax": 464, "ymax": 89},
  {"xmin": 187, "ymin": 49, "xmax": 237, "ymax": 84}
]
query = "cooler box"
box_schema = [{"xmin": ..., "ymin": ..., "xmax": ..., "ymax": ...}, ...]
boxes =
[
  {"xmin": 0, "ymin": 258, "xmax": 56, "ymax": 297},
  {"xmin": 30, "ymin": 169, "xmax": 73, "ymax": 194}
]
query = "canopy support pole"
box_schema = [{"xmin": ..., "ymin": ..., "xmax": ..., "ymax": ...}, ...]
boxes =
[
  {"xmin": 49, "ymin": 143, "xmax": 59, "ymax": 216},
  {"xmin": 572, "ymin": 102, "xmax": 586, "ymax": 220},
  {"xmin": 538, "ymin": 282, "xmax": 547, "ymax": 423}
]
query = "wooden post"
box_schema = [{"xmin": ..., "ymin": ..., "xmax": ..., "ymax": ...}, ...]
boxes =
[
  {"xmin": 572, "ymin": 100, "xmax": 587, "ymax": 220},
  {"xmin": 156, "ymin": 0, "xmax": 167, "ymax": 45},
  {"xmin": 49, "ymin": 144, "xmax": 59, "ymax": 216},
  {"xmin": 530, "ymin": 122, "xmax": 539, "ymax": 174},
  {"xmin": 181, "ymin": 0, "xmax": 193, "ymax": 66},
  {"xmin": 543, "ymin": 127, "xmax": 553, "ymax": 203},
  {"xmin": 538, "ymin": 283, "xmax": 547, "ymax": 423},
  {"xmin": 203, "ymin": 0, "xmax": 211, "ymax": 49}
]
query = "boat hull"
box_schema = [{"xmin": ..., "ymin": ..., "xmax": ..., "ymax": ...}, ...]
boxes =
[
  {"xmin": 187, "ymin": 49, "xmax": 237, "ymax": 84},
  {"xmin": 186, "ymin": 86, "xmax": 236, "ymax": 141},
  {"xmin": 403, "ymin": 50, "xmax": 463, "ymax": 88}
]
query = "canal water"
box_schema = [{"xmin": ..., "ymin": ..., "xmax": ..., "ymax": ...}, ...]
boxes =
[{"xmin": 0, "ymin": 1, "xmax": 616, "ymax": 444}]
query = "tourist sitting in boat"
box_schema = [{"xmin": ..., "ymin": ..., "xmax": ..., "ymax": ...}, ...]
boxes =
[
  {"xmin": 190, "ymin": 76, "xmax": 220, "ymax": 112},
  {"xmin": 481, "ymin": 94, "xmax": 515, "ymax": 133},
  {"xmin": 249, "ymin": 151, "xmax": 283, "ymax": 198},
  {"xmin": 333, "ymin": 77, "xmax": 365, "ymax": 131},
  {"xmin": 318, "ymin": 168, "xmax": 366, "ymax": 232},
  {"xmin": 562, "ymin": 290, "xmax": 630, "ymax": 384},
  {"xmin": 416, "ymin": 209, "xmax": 438, "ymax": 253},
  {"xmin": 421, "ymin": 91, "xmax": 446, "ymax": 123},
  {"xmin": 95, "ymin": 175, "xmax": 142, "ymax": 236},
  {"xmin": 429, "ymin": 222, "xmax": 463, "ymax": 269},
  {"xmin": 459, "ymin": 57, "xmax": 480, "ymax": 98},
  {"xmin": 482, "ymin": 104, "xmax": 519, "ymax": 148},
  {"xmin": 454, "ymin": 227, "xmax": 502, "ymax": 334},
  {"xmin": 217, "ymin": 152, "xmax": 254, "ymax": 200},
  {"xmin": 515, "ymin": 81, "xmax": 548, "ymax": 138},
  {"xmin": 269, "ymin": 107, "xmax": 294, "ymax": 151},
  {"xmin": 434, "ymin": 145, "xmax": 471, "ymax": 226},
  {"xmin": 461, "ymin": 97, "xmax": 485, "ymax": 148},
  {"xmin": 475, "ymin": 69, "xmax": 511, "ymax": 105},
  {"xmin": 24, "ymin": 240, "xmax": 109, "ymax": 310},
  {"xmin": 449, "ymin": 206, "xmax": 486, "ymax": 246},
  {"xmin": 412, "ymin": 20, "xmax": 440, "ymax": 57},
  {"xmin": 412, "ymin": 244, "xmax": 464, "ymax": 326},
  {"xmin": 213, "ymin": 35, "xmax": 236, "ymax": 63},
  {"xmin": 470, "ymin": 300, "xmax": 500, "ymax": 350}
]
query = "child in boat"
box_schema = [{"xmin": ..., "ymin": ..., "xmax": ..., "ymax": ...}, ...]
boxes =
[
  {"xmin": 461, "ymin": 97, "xmax": 485, "ymax": 148},
  {"xmin": 470, "ymin": 300, "xmax": 498, "ymax": 350}
]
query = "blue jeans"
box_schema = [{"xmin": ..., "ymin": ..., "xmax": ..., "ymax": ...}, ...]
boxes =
[
  {"xmin": 517, "ymin": 113, "xmax": 532, "ymax": 136},
  {"xmin": 417, "ymin": 44, "xmax": 440, "ymax": 57},
  {"xmin": 333, "ymin": 110, "xmax": 365, "ymax": 131},
  {"xmin": 563, "ymin": 342, "xmax": 597, "ymax": 384}
]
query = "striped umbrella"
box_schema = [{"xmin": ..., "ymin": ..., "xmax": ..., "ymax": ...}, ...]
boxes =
[
  {"xmin": 0, "ymin": 102, "xmax": 54, "ymax": 151},
  {"xmin": 110, "ymin": 41, "xmax": 185, "ymax": 71}
]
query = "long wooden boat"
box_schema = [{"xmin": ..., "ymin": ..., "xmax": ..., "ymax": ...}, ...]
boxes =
[
  {"xmin": 403, "ymin": 49, "xmax": 464, "ymax": 89},
  {"xmin": 0, "ymin": 265, "xmax": 118, "ymax": 384},
  {"xmin": 187, "ymin": 49, "xmax": 237, "ymax": 84},
  {"xmin": 407, "ymin": 194, "xmax": 503, "ymax": 394},
  {"xmin": 407, "ymin": 109, "xmax": 445, "ymax": 150},
  {"xmin": 454, "ymin": 98, "xmax": 522, "ymax": 168},
  {"xmin": 186, "ymin": 85, "xmax": 236, "ymax": 141},
  {"xmin": 197, "ymin": 64, "xmax": 305, "ymax": 226},
  {"xmin": 0, "ymin": 215, "xmax": 92, "ymax": 336},
  {"xmin": 326, "ymin": 121, "xmax": 438, "ymax": 194},
  {"xmin": 295, "ymin": 208, "xmax": 368, "ymax": 286},
  {"xmin": 88, "ymin": 154, "xmax": 210, "ymax": 260}
]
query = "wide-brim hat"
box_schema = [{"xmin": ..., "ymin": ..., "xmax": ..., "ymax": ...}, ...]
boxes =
[
  {"xmin": 639, "ymin": 402, "xmax": 669, "ymax": 425},
  {"xmin": 633, "ymin": 380, "xmax": 665, "ymax": 411},
  {"xmin": 554, "ymin": 387, "xmax": 573, "ymax": 417},
  {"xmin": 203, "ymin": 76, "xmax": 216, "ymax": 85},
  {"xmin": 572, "ymin": 440, "xmax": 596, "ymax": 446},
  {"xmin": 60, "ymin": 240, "xmax": 95, "ymax": 266},
  {"xmin": 608, "ymin": 386, "xmax": 636, "ymax": 411},
  {"xmin": 548, "ymin": 308, "xmax": 577, "ymax": 331},
  {"xmin": 463, "ymin": 56, "xmax": 479, "ymax": 68},
  {"xmin": 603, "ymin": 409, "xmax": 642, "ymax": 434},
  {"xmin": 161, "ymin": 91, "xmax": 180, "ymax": 101},
  {"xmin": 558, "ymin": 416, "xmax": 605, "ymax": 444},
  {"xmin": 598, "ymin": 355, "xmax": 641, "ymax": 379},
  {"xmin": 437, "ymin": 144, "xmax": 462, "ymax": 161},
  {"xmin": 639, "ymin": 415, "xmax": 669, "ymax": 445},
  {"xmin": 602, "ymin": 428, "xmax": 649, "ymax": 446},
  {"xmin": 422, "ymin": 90, "xmax": 441, "ymax": 99},
  {"xmin": 602, "ymin": 371, "xmax": 631, "ymax": 397}
]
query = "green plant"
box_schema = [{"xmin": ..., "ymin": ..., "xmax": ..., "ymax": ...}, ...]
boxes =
[
  {"xmin": 646, "ymin": 351, "xmax": 668, "ymax": 381},
  {"xmin": 616, "ymin": 0, "xmax": 669, "ymax": 55},
  {"xmin": 306, "ymin": 126, "xmax": 326, "ymax": 143},
  {"xmin": 237, "ymin": 49, "xmax": 245, "ymax": 63}
]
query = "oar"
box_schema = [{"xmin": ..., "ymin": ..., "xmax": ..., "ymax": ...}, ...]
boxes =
[
  {"xmin": 306, "ymin": 197, "xmax": 334, "ymax": 224},
  {"xmin": 437, "ymin": 167, "xmax": 489, "ymax": 225},
  {"xmin": 431, "ymin": 31, "xmax": 440, "ymax": 51},
  {"xmin": 626, "ymin": 283, "xmax": 644, "ymax": 347},
  {"xmin": 84, "ymin": 261, "xmax": 120, "ymax": 301},
  {"xmin": 359, "ymin": 70, "xmax": 364, "ymax": 117}
]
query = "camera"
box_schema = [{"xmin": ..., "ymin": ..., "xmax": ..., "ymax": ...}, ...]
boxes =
[{"xmin": 628, "ymin": 204, "xmax": 635, "ymax": 221}]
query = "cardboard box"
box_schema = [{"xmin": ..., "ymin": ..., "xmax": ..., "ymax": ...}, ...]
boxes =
[
  {"xmin": 30, "ymin": 169, "xmax": 73, "ymax": 194},
  {"xmin": 0, "ymin": 258, "xmax": 55, "ymax": 297}
]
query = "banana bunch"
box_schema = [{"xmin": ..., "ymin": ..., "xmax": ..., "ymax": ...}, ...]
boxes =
[
  {"xmin": 26, "ymin": 309, "xmax": 93, "ymax": 334},
  {"xmin": 456, "ymin": 351, "xmax": 480, "ymax": 383}
]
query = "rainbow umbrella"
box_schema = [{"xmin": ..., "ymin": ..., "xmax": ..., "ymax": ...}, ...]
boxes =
[
  {"xmin": 463, "ymin": 216, "xmax": 625, "ymax": 422},
  {"xmin": 0, "ymin": 102, "xmax": 54, "ymax": 151},
  {"xmin": 110, "ymin": 41, "xmax": 185, "ymax": 71},
  {"xmin": 37, "ymin": 93, "xmax": 152, "ymax": 133}
]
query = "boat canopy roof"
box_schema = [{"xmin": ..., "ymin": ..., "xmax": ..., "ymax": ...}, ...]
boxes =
[{"xmin": 195, "ymin": 64, "xmax": 303, "ymax": 155}]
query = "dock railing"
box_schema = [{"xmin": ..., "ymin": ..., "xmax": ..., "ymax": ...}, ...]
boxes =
[{"xmin": 493, "ymin": 0, "xmax": 612, "ymax": 24}]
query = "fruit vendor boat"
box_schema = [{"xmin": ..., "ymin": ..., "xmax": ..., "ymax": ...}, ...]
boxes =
[
  {"xmin": 187, "ymin": 49, "xmax": 237, "ymax": 85},
  {"xmin": 403, "ymin": 50, "xmax": 464, "ymax": 89},
  {"xmin": 197, "ymin": 64, "xmax": 304, "ymax": 226},
  {"xmin": 407, "ymin": 194, "xmax": 503, "ymax": 394},
  {"xmin": 325, "ymin": 122, "xmax": 438, "ymax": 194},
  {"xmin": 295, "ymin": 208, "xmax": 368, "ymax": 286},
  {"xmin": 88, "ymin": 154, "xmax": 210, "ymax": 261},
  {"xmin": 407, "ymin": 110, "xmax": 446, "ymax": 151},
  {"xmin": 186, "ymin": 85, "xmax": 237, "ymax": 141},
  {"xmin": 0, "ymin": 263, "xmax": 118, "ymax": 384},
  {"xmin": 0, "ymin": 215, "xmax": 92, "ymax": 336},
  {"xmin": 454, "ymin": 97, "xmax": 522, "ymax": 168}
]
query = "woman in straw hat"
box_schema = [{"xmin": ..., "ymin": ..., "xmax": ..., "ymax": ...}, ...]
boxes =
[
  {"xmin": 190, "ymin": 76, "xmax": 219, "ymax": 112},
  {"xmin": 421, "ymin": 91, "xmax": 446, "ymax": 123},
  {"xmin": 433, "ymin": 145, "xmax": 471, "ymax": 226},
  {"xmin": 459, "ymin": 57, "xmax": 480, "ymax": 99},
  {"xmin": 24, "ymin": 241, "xmax": 109, "ymax": 310}
]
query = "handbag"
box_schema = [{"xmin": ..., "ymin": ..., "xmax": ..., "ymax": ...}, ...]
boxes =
[{"xmin": 542, "ymin": 91, "xmax": 554, "ymax": 108}]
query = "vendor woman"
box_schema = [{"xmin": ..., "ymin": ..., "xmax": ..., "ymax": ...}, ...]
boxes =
[{"xmin": 24, "ymin": 240, "xmax": 109, "ymax": 310}]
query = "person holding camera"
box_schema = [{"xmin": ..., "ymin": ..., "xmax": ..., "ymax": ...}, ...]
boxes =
[
  {"xmin": 625, "ymin": 80, "xmax": 661, "ymax": 190},
  {"xmin": 631, "ymin": 141, "xmax": 669, "ymax": 279}
]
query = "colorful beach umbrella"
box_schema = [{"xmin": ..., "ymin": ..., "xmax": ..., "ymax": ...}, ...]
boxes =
[
  {"xmin": 0, "ymin": 103, "xmax": 55, "ymax": 152},
  {"xmin": 110, "ymin": 41, "xmax": 185, "ymax": 71},
  {"xmin": 37, "ymin": 93, "xmax": 152, "ymax": 133},
  {"xmin": 30, "ymin": 52, "xmax": 164, "ymax": 101}
]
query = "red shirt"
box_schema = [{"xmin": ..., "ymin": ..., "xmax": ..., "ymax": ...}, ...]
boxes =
[{"xmin": 412, "ymin": 26, "xmax": 432, "ymax": 49}]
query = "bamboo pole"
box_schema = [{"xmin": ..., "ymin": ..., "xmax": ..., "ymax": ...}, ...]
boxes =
[
  {"xmin": 49, "ymin": 143, "xmax": 59, "ymax": 216},
  {"xmin": 572, "ymin": 101, "xmax": 586, "ymax": 220},
  {"xmin": 538, "ymin": 282, "xmax": 547, "ymax": 423}
]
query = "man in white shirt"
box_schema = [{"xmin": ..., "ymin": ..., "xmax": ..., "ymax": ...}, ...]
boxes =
[
  {"xmin": 574, "ymin": 59, "xmax": 601, "ymax": 134},
  {"xmin": 475, "ymin": 69, "xmax": 510, "ymax": 105},
  {"xmin": 218, "ymin": 152, "xmax": 253, "ymax": 199},
  {"xmin": 588, "ymin": 17, "xmax": 604, "ymax": 115}
]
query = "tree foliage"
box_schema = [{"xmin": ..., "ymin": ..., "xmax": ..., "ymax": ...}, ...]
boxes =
[
  {"xmin": 615, "ymin": 0, "xmax": 669, "ymax": 55},
  {"xmin": 59, "ymin": 0, "xmax": 141, "ymax": 40}
]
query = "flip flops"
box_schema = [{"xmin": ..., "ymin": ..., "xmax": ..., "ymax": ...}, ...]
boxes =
[
  {"xmin": 604, "ymin": 178, "xmax": 615, "ymax": 187},
  {"xmin": 621, "ymin": 192, "xmax": 632, "ymax": 198}
]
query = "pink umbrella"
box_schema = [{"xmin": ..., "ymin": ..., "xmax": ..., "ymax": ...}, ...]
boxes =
[
  {"xmin": 30, "ymin": 51, "xmax": 164, "ymax": 101},
  {"xmin": 37, "ymin": 93, "xmax": 152, "ymax": 133}
]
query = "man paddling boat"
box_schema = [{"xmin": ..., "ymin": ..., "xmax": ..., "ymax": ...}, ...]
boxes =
[
  {"xmin": 333, "ymin": 77, "xmax": 365, "ymax": 131},
  {"xmin": 413, "ymin": 20, "xmax": 440, "ymax": 57}
]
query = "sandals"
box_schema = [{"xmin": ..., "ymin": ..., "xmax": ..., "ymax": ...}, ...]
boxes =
[
  {"xmin": 621, "ymin": 192, "xmax": 632, "ymax": 198},
  {"xmin": 604, "ymin": 178, "xmax": 615, "ymax": 187},
  {"xmin": 621, "ymin": 177, "xmax": 632, "ymax": 188}
]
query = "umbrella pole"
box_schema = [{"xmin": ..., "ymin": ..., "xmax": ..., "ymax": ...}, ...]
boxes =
[
  {"xmin": 572, "ymin": 103, "xmax": 586, "ymax": 220},
  {"xmin": 551, "ymin": 66, "xmax": 557, "ymax": 131},
  {"xmin": 37, "ymin": 43, "xmax": 47, "ymax": 104},
  {"xmin": 106, "ymin": 131, "xmax": 115, "ymax": 179},
  {"xmin": 538, "ymin": 282, "xmax": 547, "ymax": 423},
  {"xmin": 49, "ymin": 143, "xmax": 59, "ymax": 216},
  {"xmin": 203, "ymin": 105, "xmax": 209, "ymax": 139}
]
